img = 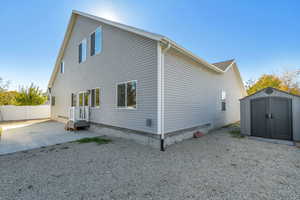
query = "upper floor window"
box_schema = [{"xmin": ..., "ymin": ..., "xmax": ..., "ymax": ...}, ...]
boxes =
[
  {"xmin": 60, "ymin": 61, "xmax": 64, "ymax": 74},
  {"xmin": 90, "ymin": 27, "xmax": 102, "ymax": 56},
  {"xmin": 78, "ymin": 39, "xmax": 87, "ymax": 63},
  {"xmin": 221, "ymin": 90, "xmax": 226, "ymax": 111},
  {"xmin": 117, "ymin": 80, "xmax": 137, "ymax": 109}
]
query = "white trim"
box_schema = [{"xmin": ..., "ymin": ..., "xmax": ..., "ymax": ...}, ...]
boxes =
[
  {"xmin": 160, "ymin": 39, "xmax": 224, "ymax": 73},
  {"xmin": 116, "ymin": 80, "xmax": 137, "ymax": 109},
  {"xmin": 159, "ymin": 42, "xmax": 171, "ymax": 138},
  {"xmin": 48, "ymin": 10, "xmax": 246, "ymax": 89},
  {"xmin": 72, "ymin": 10, "xmax": 164, "ymax": 41},
  {"xmin": 78, "ymin": 90, "xmax": 90, "ymax": 106},
  {"xmin": 90, "ymin": 87, "xmax": 101, "ymax": 108},
  {"xmin": 157, "ymin": 43, "xmax": 162, "ymax": 135},
  {"xmin": 223, "ymin": 61, "xmax": 235, "ymax": 73}
]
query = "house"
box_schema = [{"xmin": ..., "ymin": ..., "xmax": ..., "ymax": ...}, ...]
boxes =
[
  {"xmin": 240, "ymin": 87, "xmax": 300, "ymax": 141},
  {"xmin": 48, "ymin": 10, "xmax": 246, "ymax": 150}
]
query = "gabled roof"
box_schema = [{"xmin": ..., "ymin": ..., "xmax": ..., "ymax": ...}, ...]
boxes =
[
  {"xmin": 48, "ymin": 10, "xmax": 245, "ymax": 90},
  {"xmin": 212, "ymin": 59, "xmax": 235, "ymax": 72},
  {"xmin": 240, "ymin": 87, "xmax": 300, "ymax": 101}
]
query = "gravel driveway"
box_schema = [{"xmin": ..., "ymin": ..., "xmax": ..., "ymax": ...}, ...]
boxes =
[{"xmin": 0, "ymin": 128, "xmax": 299, "ymax": 200}]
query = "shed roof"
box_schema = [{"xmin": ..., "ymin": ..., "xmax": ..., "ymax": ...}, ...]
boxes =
[{"xmin": 240, "ymin": 87, "xmax": 300, "ymax": 101}]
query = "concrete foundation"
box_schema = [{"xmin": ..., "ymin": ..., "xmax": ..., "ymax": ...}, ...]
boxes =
[{"xmin": 89, "ymin": 122, "xmax": 212, "ymax": 149}]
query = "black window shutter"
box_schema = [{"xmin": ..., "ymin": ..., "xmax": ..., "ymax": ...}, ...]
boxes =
[
  {"xmin": 91, "ymin": 89, "xmax": 95, "ymax": 107},
  {"xmin": 222, "ymin": 101, "xmax": 226, "ymax": 111},
  {"xmin": 91, "ymin": 32, "xmax": 95, "ymax": 56},
  {"xmin": 79, "ymin": 43, "xmax": 82, "ymax": 63},
  {"xmin": 71, "ymin": 94, "xmax": 74, "ymax": 107}
]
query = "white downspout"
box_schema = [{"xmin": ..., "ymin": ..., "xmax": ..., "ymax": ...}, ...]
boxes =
[{"xmin": 159, "ymin": 41, "xmax": 171, "ymax": 151}]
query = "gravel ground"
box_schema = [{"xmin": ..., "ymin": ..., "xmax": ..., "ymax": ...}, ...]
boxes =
[{"xmin": 0, "ymin": 128, "xmax": 299, "ymax": 200}]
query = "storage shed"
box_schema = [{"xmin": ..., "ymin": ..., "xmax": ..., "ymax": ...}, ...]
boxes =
[{"xmin": 240, "ymin": 87, "xmax": 300, "ymax": 141}]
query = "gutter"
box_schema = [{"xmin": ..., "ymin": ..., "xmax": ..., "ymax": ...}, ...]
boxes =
[
  {"xmin": 159, "ymin": 41, "xmax": 171, "ymax": 151},
  {"xmin": 161, "ymin": 38, "xmax": 224, "ymax": 73}
]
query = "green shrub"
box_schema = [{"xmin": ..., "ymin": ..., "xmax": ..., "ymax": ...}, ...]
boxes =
[{"xmin": 229, "ymin": 129, "xmax": 245, "ymax": 138}]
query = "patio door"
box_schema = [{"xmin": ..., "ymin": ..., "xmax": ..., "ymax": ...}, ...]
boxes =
[{"xmin": 78, "ymin": 91, "xmax": 89, "ymax": 120}]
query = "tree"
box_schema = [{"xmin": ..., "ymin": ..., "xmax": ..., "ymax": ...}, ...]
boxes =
[
  {"xmin": 246, "ymin": 70, "xmax": 300, "ymax": 95},
  {"xmin": 279, "ymin": 70, "xmax": 300, "ymax": 95},
  {"xmin": 0, "ymin": 77, "xmax": 10, "ymax": 92},
  {"xmin": 0, "ymin": 91, "xmax": 18, "ymax": 105},
  {"xmin": 14, "ymin": 83, "xmax": 47, "ymax": 106}
]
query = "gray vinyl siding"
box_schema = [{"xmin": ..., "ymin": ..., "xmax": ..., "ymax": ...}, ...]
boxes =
[
  {"xmin": 163, "ymin": 50, "xmax": 244, "ymax": 133},
  {"xmin": 240, "ymin": 89, "xmax": 300, "ymax": 141},
  {"xmin": 51, "ymin": 15, "xmax": 158, "ymax": 134}
]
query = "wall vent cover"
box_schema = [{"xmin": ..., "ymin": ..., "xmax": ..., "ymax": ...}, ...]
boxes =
[{"xmin": 265, "ymin": 88, "xmax": 274, "ymax": 94}]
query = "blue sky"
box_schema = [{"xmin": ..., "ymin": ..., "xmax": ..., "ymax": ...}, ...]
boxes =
[{"xmin": 1, "ymin": 0, "xmax": 300, "ymax": 91}]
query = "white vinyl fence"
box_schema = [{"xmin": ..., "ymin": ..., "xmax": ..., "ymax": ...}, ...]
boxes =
[{"xmin": 0, "ymin": 105, "xmax": 50, "ymax": 121}]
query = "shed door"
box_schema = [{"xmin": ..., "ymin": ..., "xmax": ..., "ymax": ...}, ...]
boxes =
[
  {"xmin": 269, "ymin": 97, "xmax": 292, "ymax": 140},
  {"xmin": 251, "ymin": 97, "xmax": 292, "ymax": 140},
  {"xmin": 251, "ymin": 98, "xmax": 269, "ymax": 138}
]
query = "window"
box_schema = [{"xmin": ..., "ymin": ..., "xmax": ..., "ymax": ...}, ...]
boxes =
[
  {"xmin": 117, "ymin": 81, "xmax": 137, "ymax": 108},
  {"xmin": 91, "ymin": 27, "xmax": 102, "ymax": 56},
  {"xmin": 60, "ymin": 61, "xmax": 64, "ymax": 74},
  {"xmin": 78, "ymin": 91, "xmax": 89, "ymax": 106},
  {"xmin": 71, "ymin": 93, "xmax": 77, "ymax": 107},
  {"xmin": 91, "ymin": 88, "xmax": 101, "ymax": 107},
  {"xmin": 221, "ymin": 90, "xmax": 226, "ymax": 111},
  {"xmin": 79, "ymin": 93, "xmax": 84, "ymax": 106},
  {"xmin": 78, "ymin": 39, "xmax": 87, "ymax": 63},
  {"xmin": 84, "ymin": 92, "xmax": 89, "ymax": 106}
]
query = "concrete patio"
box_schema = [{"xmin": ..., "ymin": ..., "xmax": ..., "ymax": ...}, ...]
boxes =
[{"xmin": 0, "ymin": 119, "xmax": 102, "ymax": 155}]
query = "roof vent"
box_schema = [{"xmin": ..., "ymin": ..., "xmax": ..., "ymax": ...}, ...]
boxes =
[{"xmin": 265, "ymin": 88, "xmax": 274, "ymax": 94}]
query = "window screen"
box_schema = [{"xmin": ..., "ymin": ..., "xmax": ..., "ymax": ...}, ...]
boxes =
[
  {"xmin": 117, "ymin": 81, "xmax": 137, "ymax": 108},
  {"xmin": 127, "ymin": 81, "xmax": 136, "ymax": 108}
]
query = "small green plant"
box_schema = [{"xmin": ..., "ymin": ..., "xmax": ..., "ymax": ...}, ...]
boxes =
[
  {"xmin": 76, "ymin": 137, "xmax": 111, "ymax": 145},
  {"xmin": 229, "ymin": 129, "xmax": 245, "ymax": 138}
]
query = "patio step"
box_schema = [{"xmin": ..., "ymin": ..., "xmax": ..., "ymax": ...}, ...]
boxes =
[{"xmin": 65, "ymin": 120, "xmax": 90, "ymax": 131}]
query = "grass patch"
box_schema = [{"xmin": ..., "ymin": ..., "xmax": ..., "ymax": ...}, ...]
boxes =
[
  {"xmin": 229, "ymin": 129, "xmax": 245, "ymax": 138},
  {"xmin": 76, "ymin": 137, "xmax": 111, "ymax": 145}
]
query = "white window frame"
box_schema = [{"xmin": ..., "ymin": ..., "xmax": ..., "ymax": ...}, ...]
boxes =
[
  {"xmin": 78, "ymin": 90, "xmax": 89, "ymax": 107},
  {"xmin": 90, "ymin": 26, "xmax": 102, "ymax": 56},
  {"xmin": 221, "ymin": 89, "xmax": 226, "ymax": 111},
  {"xmin": 116, "ymin": 80, "xmax": 137, "ymax": 109},
  {"xmin": 79, "ymin": 38, "xmax": 87, "ymax": 63},
  {"xmin": 91, "ymin": 88, "xmax": 101, "ymax": 108},
  {"xmin": 60, "ymin": 61, "xmax": 64, "ymax": 74}
]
